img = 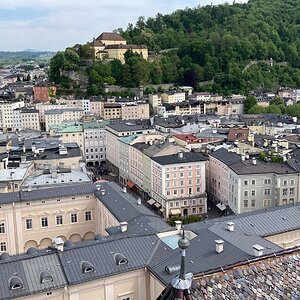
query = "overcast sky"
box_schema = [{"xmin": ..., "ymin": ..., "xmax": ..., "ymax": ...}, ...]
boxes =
[{"xmin": 0, "ymin": 0, "xmax": 247, "ymax": 51}]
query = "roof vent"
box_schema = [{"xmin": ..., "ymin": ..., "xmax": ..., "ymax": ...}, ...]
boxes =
[
  {"xmin": 40, "ymin": 270, "xmax": 53, "ymax": 284},
  {"xmin": 26, "ymin": 247, "xmax": 38, "ymax": 255},
  {"xmin": 252, "ymin": 157, "xmax": 257, "ymax": 165},
  {"xmin": 241, "ymin": 154, "xmax": 245, "ymax": 161},
  {"xmin": 52, "ymin": 237, "xmax": 64, "ymax": 251},
  {"xmin": 178, "ymin": 151, "xmax": 184, "ymax": 159},
  {"xmin": 96, "ymin": 185, "xmax": 101, "ymax": 191},
  {"xmin": 101, "ymin": 189, "xmax": 106, "ymax": 195},
  {"xmin": 174, "ymin": 220, "xmax": 182, "ymax": 231},
  {"xmin": 81, "ymin": 261, "xmax": 95, "ymax": 274},
  {"xmin": 165, "ymin": 265, "xmax": 181, "ymax": 275},
  {"xmin": 215, "ymin": 239, "xmax": 224, "ymax": 253},
  {"xmin": 114, "ymin": 253, "xmax": 128, "ymax": 266},
  {"xmin": 9, "ymin": 276, "xmax": 23, "ymax": 290},
  {"xmin": 0, "ymin": 252, "xmax": 10, "ymax": 260},
  {"xmin": 227, "ymin": 221, "xmax": 235, "ymax": 232},
  {"xmin": 252, "ymin": 244, "xmax": 264, "ymax": 257},
  {"xmin": 120, "ymin": 221, "xmax": 128, "ymax": 233},
  {"xmin": 137, "ymin": 197, "xmax": 142, "ymax": 205},
  {"xmin": 123, "ymin": 187, "xmax": 127, "ymax": 193}
]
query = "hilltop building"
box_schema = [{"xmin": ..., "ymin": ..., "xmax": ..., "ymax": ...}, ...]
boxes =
[{"xmin": 89, "ymin": 32, "xmax": 148, "ymax": 63}]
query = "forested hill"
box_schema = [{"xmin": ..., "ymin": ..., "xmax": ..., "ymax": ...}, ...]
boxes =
[{"xmin": 50, "ymin": 0, "xmax": 300, "ymax": 95}]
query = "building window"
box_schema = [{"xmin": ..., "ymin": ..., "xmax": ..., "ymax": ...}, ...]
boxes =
[
  {"xmin": 71, "ymin": 213, "xmax": 78, "ymax": 224},
  {"xmin": 264, "ymin": 179, "xmax": 271, "ymax": 184},
  {"xmin": 85, "ymin": 211, "xmax": 92, "ymax": 221},
  {"xmin": 251, "ymin": 190, "xmax": 256, "ymax": 196},
  {"xmin": 264, "ymin": 189, "xmax": 271, "ymax": 196},
  {"xmin": 0, "ymin": 223, "xmax": 5, "ymax": 234},
  {"xmin": 25, "ymin": 219, "xmax": 32, "ymax": 230},
  {"xmin": 0, "ymin": 242, "xmax": 6, "ymax": 252},
  {"xmin": 41, "ymin": 217, "xmax": 48, "ymax": 228},
  {"xmin": 251, "ymin": 199, "xmax": 256, "ymax": 207},
  {"xmin": 291, "ymin": 179, "xmax": 295, "ymax": 185},
  {"xmin": 263, "ymin": 199, "xmax": 271, "ymax": 207},
  {"xmin": 290, "ymin": 188, "xmax": 295, "ymax": 195},
  {"xmin": 251, "ymin": 180, "xmax": 256, "ymax": 185},
  {"xmin": 244, "ymin": 191, "xmax": 248, "ymax": 197},
  {"xmin": 244, "ymin": 200, "xmax": 248, "ymax": 207},
  {"xmin": 244, "ymin": 180, "xmax": 248, "ymax": 186},
  {"xmin": 283, "ymin": 180, "xmax": 287, "ymax": 186},
  {"xmin": 174, "ymin": 190, "xmax": 178, "ymax": 195},
  {"xmin": 56, "ymin": 215, "xmax": 63, "ymax": 225},
  {"xmin": 170, "ymin": 202, "xmax": 174, "ymax": 208},
  {"xmin": 289, "ymin": 198, "xmax": 295, "ymax": 204},
  {"xmin": 175, "ymin": 201, "xmax": 179, "ymax": 207},
  {"xmin": 282, "ymin": 189, "xmax": 288, "ymax": 196}
]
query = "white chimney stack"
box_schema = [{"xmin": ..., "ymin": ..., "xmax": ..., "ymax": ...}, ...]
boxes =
[
  {"xmin": 123, "ymin": 187, "xmax": 127, "ymax": 193},
  {"xmin": 120, "ymin": 221, "xmax": 128, "ymax": 233},
  {"xmin": 215, "ymin": 239, "xmax": 224, "ymax": 253},
  {"xmin": 137, "ymin": 197, "xmax": 142, "ymax": 205},
  {"xmin": 174, "ymin": 220, "xmax": 182, "ymax": 231},
  {"xmin": 227, "ymin": 221, "xmax": 235, "ymax": 232},
  {"xmin": 252, "ymin": 244, "xmax": 264, "ymax": 257},
  {"xmin": 178, "ymin": 151, "xmax": 184, "ymax": 159},
  {"xmin": 252, "ymin": 157, "xmax": 257, "ymax": 165},
  {"xmin": 96, "ymin": 185, "xmax": 100, "ymax": 191},
  {"xmin": 52, "ymin": 237, "xmax": 64, "ymax": 251},
  {"xmin": 241, "ymin": 154, "xmax": 245, "ymax": 161}
]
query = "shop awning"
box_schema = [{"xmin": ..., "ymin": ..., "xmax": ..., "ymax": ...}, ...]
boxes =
[
  {"xmin": 170, "ymin": 209, "xmax": 182, "ymax": 216},
  {"xmin": 154, "ymin": 202, "xmax": 162, "ymax": 209},
  {"xmin": 127, "ymin": 180, "xmax": 135, "ymax": 188},
  {"xmin": 217, "ymin": 203, "xmax": 227, "ymax": 211},
  {"xmin": 147, "ymin": 199, "xmax": 156, "ymax": 205}
]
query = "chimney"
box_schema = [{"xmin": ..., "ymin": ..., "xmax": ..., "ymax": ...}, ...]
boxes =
[
  {"xmin": 178, "ymin": 151, "xmax": 184, "ymax": 159},
  {"xmin": 51, "ymin": 170, "xmax": 58, "ymax": 179},
  {"xmin": 137, "ymin": 197, "xmax": 141, "ymax": 205},
  {"xmin": 252, "ymin": 157, "xmax": 257, "ymax": 165},
  {"xmin": 96, "ymin": 185, "xmax": 101, "ymax": 191},
  {"xmin": 101, "ymin": 189, "xmax": 106, "ymax": 195},
  {"xmin": 227, "ymin": 221, "xmax": 235, "ymax": 232},
  {"xmin": 59, "ymin": 145, "xmax": 67, "ymax": 155},
  {"xmin": 215, "ymin": 239, "xmax": 224, "ymax": 253},
  {"xmin": 123, "ymin": 187, "xmax": 127, "ymax": 193},
  {"xmin": 120, "ymin": 221, "xmax": 128, "ymax": 233},
  {"xmin": 245, "ymin": 153, "xmax": 250, "ymax": 159},
  {"xmin": 52, "ymin": 237, "xmax": 64, "ymax": 251},
  {"xmin": 252, "ymin": 244, "xmax": 264, "ymax": 257},
  {"xmin": 174, "ymin": 220, "xmax": 182, "ymax": 231},
  {"xmin": 274, "ymin": 146, "xmax": 278, "ymax": 153},
  {"xmin": 241, "ymin": 154, "xmax": 245, "ymax": 161}
]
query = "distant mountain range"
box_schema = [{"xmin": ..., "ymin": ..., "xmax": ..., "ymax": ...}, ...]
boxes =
[{"xmin": 0, "ymin": 50, "xmax": 55, "ymax": 63}]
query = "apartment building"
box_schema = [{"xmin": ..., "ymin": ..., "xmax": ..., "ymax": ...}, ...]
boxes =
[
  {"xmin": 149, "ymin": 94, "xmax": 162, "ymax": 114},
  {"xmin": 161, "ymin": 92, "xmax": 186, "ymax": 104},
  {"xmin": 157, "ymin": 101, "xmax": 206, "ymax": 117},
  {"xmin": 90, "ymin": 99, "xmax": 102, "ymax": 116},
  {"xmin": 151, "ymin": 151, "xmax": 207, "ymax": 218},
  {"xmin": 209, "ymin": 148, "xmax": 299, "ymax": 214},
  {"xmin": 106, "ymin": 121, "xmax": 155, "ymax": 179},
  {"xmin": 50, "ymin": 123, "xmax": 85, "ymax": 155},
  {"xmin": 83, "ymin": 121, "xmax": 108, "ymax": 167},
  {"xmin": 101, "ymin": 102, "xmax": 149, "ymax": 120},
  {"xmin": 0, "ymin": 100, "xmax": 24, "ymax": 130},
  {"xmin": 45, "ymin": 109, "xmax": 84, "ymax": 131},
  {"xmin": 33, "ymin": 84, "xmax": 56, "ymax": 101}
]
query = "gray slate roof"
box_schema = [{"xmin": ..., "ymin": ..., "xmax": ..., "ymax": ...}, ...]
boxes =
[{"xmin": 151, "ymin": 152, "xmax": 207, "ymax": 165}]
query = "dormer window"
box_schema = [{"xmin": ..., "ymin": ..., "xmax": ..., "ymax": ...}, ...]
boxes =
[
  {"xmin": 9, "ymin": 276, "xmax": 23, "ymax": 290},
  {"xmin": 81, "ymin": 261, "xmax": 95, "ymax": 274},
  {"xmin": 114, "ymin": 253, "xmax": 128, "ymax": 266},
  {"xmin": 40, "ymin": 271, "xmax": 53, "ymax": 284}
]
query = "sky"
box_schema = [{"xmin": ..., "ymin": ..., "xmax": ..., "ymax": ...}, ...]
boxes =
[{"xmin": 0, "ymin": 0, "xmax": 247, "ymax": 52}]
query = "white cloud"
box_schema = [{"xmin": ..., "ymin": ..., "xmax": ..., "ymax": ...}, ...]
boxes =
[{"xmin": 0, "ymin": 0, "xmax": 248, "ymax": 51}]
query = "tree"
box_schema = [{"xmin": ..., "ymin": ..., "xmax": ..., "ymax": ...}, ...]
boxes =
[{"xmin": 244, "ymin": 95, "xmax": 257, "ymax": 113}]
